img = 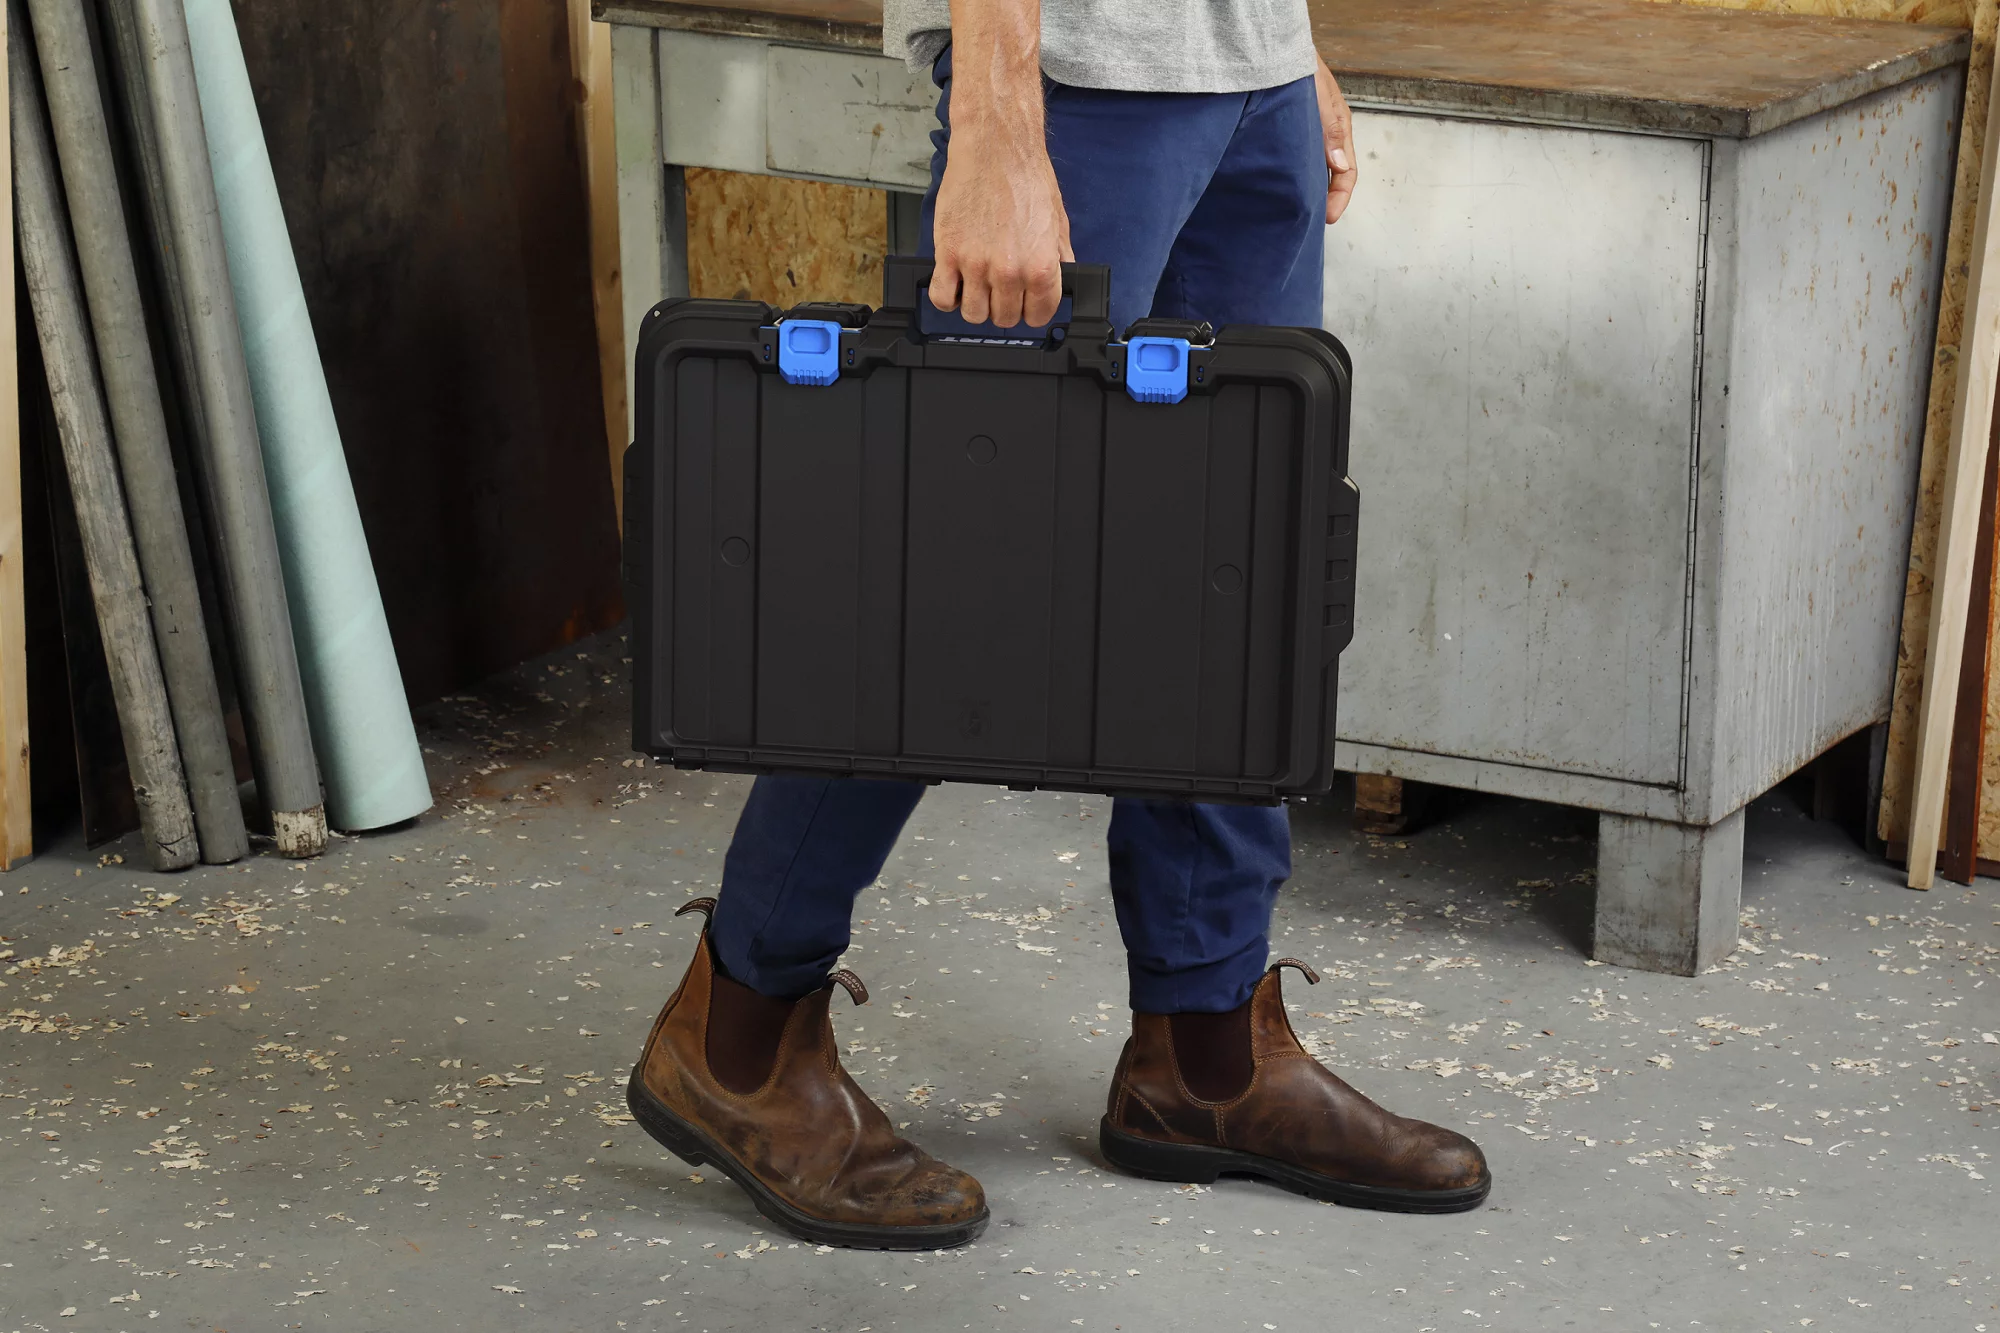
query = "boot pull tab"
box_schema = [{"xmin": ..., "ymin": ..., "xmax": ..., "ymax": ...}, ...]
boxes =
[
  {"xmin": 1271, "ymin": 957, "xmax": 1320, "ymax": 985},
  {"xmin": 674, "ymin": 896, "xmax": 717, "ymax": 923},
  {"xmin": 828, "ymin": 970, "xmax": 870, "ymax": 1006}
]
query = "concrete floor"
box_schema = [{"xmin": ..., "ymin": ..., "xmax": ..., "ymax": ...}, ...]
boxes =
[{"xmin": 2, "ymin": 628, "xmax": 1997, "ymax": 1333}]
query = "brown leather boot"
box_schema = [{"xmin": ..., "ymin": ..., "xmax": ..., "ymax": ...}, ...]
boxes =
[
  {"xmin": 1100, "ymin": 959, "xmax": 1491, "ymax": 1213},
  {"xmin": 626, "ymin": 899, "xmax": 988, "ymax": 1248}
]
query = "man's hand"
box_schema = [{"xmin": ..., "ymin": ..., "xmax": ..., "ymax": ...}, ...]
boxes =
[
  {"xmin": 928, "ymin": 0, "xmax": 1074, "ymax": 328},
  {"xmin": 1314, "ymin": 58, "xmax": 1357, "ymax": 224}
]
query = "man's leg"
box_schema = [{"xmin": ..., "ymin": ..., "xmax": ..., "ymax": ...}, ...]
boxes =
[
  {"xmin": 1095, "ymin": 77, "xmax": 1489, "ymax": 1210},
  {"xmin": 709, "ymin": 774, "xmax": 926, "ymax": 998},
  {"xmin": 1107, "ymin": 77, "xmax": 1328, "ymax": 1023},
  {"xmin": 922, "ymin": 54, "xmax": 1304, "ymax": 1028},
  {"xmin": 1108, "ymin": 801, "xmax": 1290, "ymax": 1017},
  {"xmin": 629, "ymin": 768, "xmax": 985, "ymax": 1249}
]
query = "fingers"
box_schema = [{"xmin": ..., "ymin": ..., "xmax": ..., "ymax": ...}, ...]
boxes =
[
  {"xmin": 1314, "ymin": 58, "xmax": 1359, "ymax": 225},
  {"xmin": 933, "ymin": 254, "xmax": 1067, "ymax": 328},
  {"xmin": 958, "ymin": 263, "xmax": 994, "ymax": 325},
  {"xmin": 987, "ymin": 262, "xmax": 1030, "ymax": 328},
  {"xmin": 931, "ymin": 175, "xmax": 1070, "ymax": 328},
  {"xmin": 928, "ymin": 256, "xmax": 963, "ymax": 314},
  {"xmin": 1023, "ymin": 257, "xmax": 1064, "ymax": 328},
  {"xmin": 1327, "ymin": 166, "xmax": 1357, "ymax": 225},
  {"xmin": 1325, "ymin": 115, "xmax": 1357, "ymax": 224}
]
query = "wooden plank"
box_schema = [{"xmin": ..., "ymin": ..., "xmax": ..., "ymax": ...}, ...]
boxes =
[
  {"xmin": 1906, "ymin": 43, "xmax": 2000, "ymax": 890},
  {"xmin": 1940, "ymin": 399, "xmax": 1999, "ymax": 883},
  {"xmin": 595, "ymin": 0, "xmax": 881, "ymax": 50},
  {"xmin": 1353, "ymin": 772, "xmax": 1430, "ymax": 836},
  {"xmin": 612, "ymin": 23, "xmax": 668, "ymax": 452},
  {"xmin": 1882, "ymin": 0, "xmax": 1997, "ymax": 856},
  {"xmin": 574, "ymin": 0, "xmax": 629, "ymax": 530},
  {"xmin": 0, "ymin": 0, "xmax": 30, "ymax": 870}
]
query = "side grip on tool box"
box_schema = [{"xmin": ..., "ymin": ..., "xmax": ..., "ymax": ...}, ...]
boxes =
[
  {"xmin": 881, "ymin": 254, "xmax": 1111, "ymax": 325},
  {"xmin": 1321, "ymin": 476, "xmax": 1360, "ymax": 660}
]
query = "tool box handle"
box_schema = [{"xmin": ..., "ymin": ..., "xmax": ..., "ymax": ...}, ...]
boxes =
[{"xmin": 882, "ymin": 255, "xmax": 1111, "ymax": 325}]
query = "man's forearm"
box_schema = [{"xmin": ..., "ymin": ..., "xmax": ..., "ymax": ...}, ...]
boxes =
[
  {"xmin": 947, "ymin": 0, "xmax": 1044, "ymax": 142},
  {"xmin": 929, "ymin": 0, "xmax": 1072, "ymax": 327}
]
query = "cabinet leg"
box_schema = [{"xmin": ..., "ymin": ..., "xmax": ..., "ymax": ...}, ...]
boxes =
[
  {"xmin": 1354, "ymin": 773, "xmax": 1427, "ymax": 835},
  {"xmin": 1592, "ymin": 808, "xmax": 1744, "ymax": 976}
]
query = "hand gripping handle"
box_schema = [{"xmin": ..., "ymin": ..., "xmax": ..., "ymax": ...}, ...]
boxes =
[{"xmin": 881, "ymin": 255, "xmax": 1110, "ymax": 325}]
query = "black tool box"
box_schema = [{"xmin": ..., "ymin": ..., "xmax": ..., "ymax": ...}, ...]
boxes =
[{"xmin": 624, "ymin": 257, "xmax": 1357, "ymax": 802}]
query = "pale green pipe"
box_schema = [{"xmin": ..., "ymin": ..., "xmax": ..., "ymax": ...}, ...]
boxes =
[{"xmin": 181, "ymin": 0, "xmax": 430, "ymax": 831}]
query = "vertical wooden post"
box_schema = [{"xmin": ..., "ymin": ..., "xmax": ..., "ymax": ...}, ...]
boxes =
[
  {"xmin": 570, "ymin": 0, "xmax": 627, "ymax": 532},
  {"xmin": 0, "ymin": 0, "xmax": 31, "ymax": 869},
  {"xmin": 1909, "ymin": 46, "xmax": 2000, "ymax": 890},
  {"xmin": 1940, "ymin": 397, "xmax": 2000, "ymax": 883},
  {"xmin": 612, "ymin": 23, "xmax": 667, "ymax": 457}
]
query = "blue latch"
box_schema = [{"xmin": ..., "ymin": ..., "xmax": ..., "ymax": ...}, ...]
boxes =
[
  {"xmin": 1125, "ymin": 336, "xmax": 1191, "ymax": 404},
  {"xmin": 777, "ymin": 319, "xmax": 842, "ymax": 386}
]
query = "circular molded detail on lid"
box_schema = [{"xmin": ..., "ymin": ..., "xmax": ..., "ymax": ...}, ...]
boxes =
[
  {"xmin": 967, "ymin": 434, "xmax": 998, "ymax": 465},
  {"xmin": 1210, "ymin": 563, "xmax": 1243, "ymax": 595},
  {"xmin": 720, "ymin": 536, "xmax": 752, "ymax": 567}
]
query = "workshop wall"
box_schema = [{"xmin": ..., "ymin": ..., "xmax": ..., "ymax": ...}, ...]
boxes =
[{"xmin": 228, "ymin": 0, "xmax": 625, "ymax": 705}]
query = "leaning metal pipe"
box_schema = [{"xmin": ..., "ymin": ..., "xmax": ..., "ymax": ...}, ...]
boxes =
[
  {"xmin": 96, "ymin": 0, "xmax": 205, "ymax": 453},
  {"xmin": 10, "ymin": 18, "xmax": 197, "ymax": 871},
  {"xmin": 183, "ymin": 0, "xmax": 432, "ymax": 834},
  {"xmin": 25, "ymin": 0, "xmax": 247, "ymax": 864},
  {"xmin": 125, "ymin": 0, "xmax": 326, "ymax": 856},
  {"xmin": 94, "ymin": 0, "xmax": 247, "ymax": 754}
]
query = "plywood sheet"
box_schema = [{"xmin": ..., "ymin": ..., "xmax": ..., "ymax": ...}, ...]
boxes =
[{"xmin": 685, "ymin": 166, "xmax": 890, "ymax": 307}]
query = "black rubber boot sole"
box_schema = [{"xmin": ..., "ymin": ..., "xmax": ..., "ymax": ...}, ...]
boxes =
[
  {"xmin": 1100, "ymin": 1118, "xmax": 1490, "ymax": 1215},
  {"xmin": 626, "ymin": 1067, "xmax": 989, "ymax": 1250}
]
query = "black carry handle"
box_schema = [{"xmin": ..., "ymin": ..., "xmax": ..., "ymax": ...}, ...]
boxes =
[{"xmin": 882, "ymin": 255, "xmax": 1111, "ymax": 330}]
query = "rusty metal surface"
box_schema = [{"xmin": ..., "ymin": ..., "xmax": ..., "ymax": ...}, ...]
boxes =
[
  {"xmin": 1316, "ymin": 0, "xmax": 1968, "ymax": 137},
  {"xmin": 595, "ymin": 0, "xmax": 882, "ymax": 50},
  {"xmin": 597, "ymin": 0, "xmax": 1967, "ymax": 136},
  {"xmin": 1685, "ymin": 69, "xmax": 1961, "ymax": 824}
]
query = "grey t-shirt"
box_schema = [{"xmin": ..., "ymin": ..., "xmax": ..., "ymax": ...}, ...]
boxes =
[{"xmin": 884, "ymin": 0, "xmax": 1317, "ymax": 95}]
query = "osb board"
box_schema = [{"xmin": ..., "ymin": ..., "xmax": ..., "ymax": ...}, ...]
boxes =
[{"xmin": 684, "ymin": 167, "xmax": 889, "ymax": 306}]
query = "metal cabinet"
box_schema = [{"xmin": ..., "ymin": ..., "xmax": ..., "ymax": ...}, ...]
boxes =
[{"xmin": 599, "ymin": 0, "xmax": 1969, "ymax": 973}]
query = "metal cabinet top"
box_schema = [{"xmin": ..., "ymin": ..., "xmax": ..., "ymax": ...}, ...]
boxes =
[{"xmin": 596, "ymin": 0, "xmax": 1968, "ymax": 137}]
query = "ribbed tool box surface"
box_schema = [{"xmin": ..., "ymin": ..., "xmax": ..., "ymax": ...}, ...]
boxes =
[{"xmin": 625, "ymin": 258, "xmax": 1358, "ymax": 802}]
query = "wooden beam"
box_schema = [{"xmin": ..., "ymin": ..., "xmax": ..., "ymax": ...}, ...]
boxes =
[
  {"xmin": 572, "ymin": 0, "xmax": 628, "ymax": 532},
  {"xmin": 1353, "ymin": 772, "xmax": 1428, "ymax": 836},
  {"xmin": 1908, "ymin": 47, "xmax": 2000, "ymax": 890},
  {"xmin": 1940, "ymin": 392, "xmax": 2000, "ymax": 884},
  {"xmin": 0, "ymin": 0, "xmax": 31, "ymax": 870},
  {"xmin": 611, "ymin": 23, "xmax": 667, "ymax": 458}
]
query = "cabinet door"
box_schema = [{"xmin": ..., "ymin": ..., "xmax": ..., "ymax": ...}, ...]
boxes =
[{"xmin": 1328, "ymin": 112, "xmax": 1706, "ymax": 787}]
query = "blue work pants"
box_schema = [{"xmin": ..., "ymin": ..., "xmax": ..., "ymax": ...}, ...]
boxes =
[{"xmin": 709, "ymin": 49, "xmax": 1326, "ymax": 1014}]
